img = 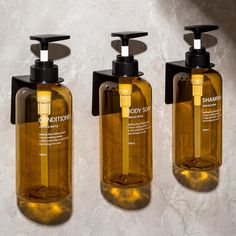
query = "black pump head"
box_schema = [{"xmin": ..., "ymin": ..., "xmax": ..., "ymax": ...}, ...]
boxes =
[
  {"xmin": 30, "ymin": 34, "xmax": 70, "ymax": 61},
  {"xmin": 111, "ymin": 31, "xmax": 148, "ymax": 76},
  {"xmin": 30, "ymin": 34, "xmax": 70, "ymax": 83},
  {"xmin": 185, "ymin": 25, "xmax": 219, "ymax": 48},
  {"xmin": 112, "ymin": 32, "xmax": 148, "ymax": 49},
  {"xmin": 30, "ymin": 34, "xmax": 70, "ymax": 48},
  {"xmin": 184, "ymin": 25, "xmax": 219, "ymax": 68},
  {"xmin": 185, "ymin": 25, "xmax": 219, "ymax": 39}
]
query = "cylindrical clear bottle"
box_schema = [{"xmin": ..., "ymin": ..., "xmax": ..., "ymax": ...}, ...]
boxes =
[
  {"xmin": 100, "ymin": 76, "xmax": 152, "ymax": 188},
  {"xmin": 16, "ymin": 83, "xmax": 72, "ymax": 222},
  {"xmin": 173, "ymin": 68, "xmax": 222, "ymax": 170}
]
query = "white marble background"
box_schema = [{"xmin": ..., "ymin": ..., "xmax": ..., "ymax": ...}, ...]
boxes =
[{"xmin": 0, "ymin": 0, "xmax": 236, "ymax": 235}]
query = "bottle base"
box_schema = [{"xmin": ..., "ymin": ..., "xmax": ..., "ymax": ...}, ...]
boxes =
[
  {"xmin": 173, "ymin": 165, "xmax": 219, "ymax": 192},
  {"xmin": 21, "ymin": 185, "xmax": 69, "ymax": 203},
  {"xmin": 17, "ymin": 194, "xmax": 72, "ymax": 225},
  {"xmin": 101, "ymin": 181, "xmax": 151, "ymax": 210},
  {"xmin": 175, "ymin": 157, "xmax": 221, "ymax": 171},
  {"xmin": 104, "ymin": 172, "xmax": 151, "ymax": 188}
]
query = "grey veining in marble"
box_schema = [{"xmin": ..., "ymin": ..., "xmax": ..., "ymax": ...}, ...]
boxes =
[{"xmin": 0, "ymin": 0, "xmax": 236, "ymax": 235}]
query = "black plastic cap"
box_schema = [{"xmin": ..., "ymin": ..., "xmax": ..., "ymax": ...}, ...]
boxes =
[
  {"xmin": 185, "ymin": 48, "xmax": 210, "ymax": 68},
  {"xmin": 30, "ymin": 60, "xmax": 63, "ymax": 83},
  {"xmin": 112, "ymin": 55, "xmax": 143, "ymax": 77}
]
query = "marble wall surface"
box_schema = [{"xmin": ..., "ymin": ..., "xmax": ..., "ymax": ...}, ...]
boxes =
[{"xmin": 0, "ymin": 0, "xmax": 236, "ymax": 235}]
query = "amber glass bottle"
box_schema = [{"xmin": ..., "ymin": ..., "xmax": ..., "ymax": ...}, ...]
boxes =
[
  {"xmin": 11, "ymin": 35, "xmax": 72, "ymax": 223},
  {"xmin": 92, "ymin": 32, "xmax": 152, "ymax": 208},
  {"xmin": 100, "ymin": 76, "xmax": 152, "ymax": 188},
  {"xmin": 173, "ymin": 68, "xmax": 222, "ymax": 170},
  {"xmin": 16, "ymin": 83, "xmax": 72, "ymax": 203},
  {"xmin": 166, "ymin": 25, "xmax": 222, "ymax": 171}
]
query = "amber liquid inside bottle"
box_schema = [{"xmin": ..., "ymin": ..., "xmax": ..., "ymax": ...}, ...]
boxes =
[
  {"xmin": 100, "ymin": 77, "xmax": 152, "ymax": 188},
  {"xmin": 16, "ymin": 83, "xmax": 72, "ymax": 204},
  {"xmin": 173, "ymin": 69, "xmax": 222, "ymax": 170}
]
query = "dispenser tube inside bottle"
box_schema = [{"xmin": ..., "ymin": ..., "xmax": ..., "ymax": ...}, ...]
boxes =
[
  {"xmin": 119, "ymin": 83, "xmax": 132, "ymax": 176},
  {"xmin": 122, "ymin": 116, "xmax": 129, "ymax": 175},
  {"xmin": 194, "ymin": 105, "xmax": 201, "ymax": 158},
  {"xmin": 37, "ymin": 90, "xmax": 51, "ymax": 187},
  {"xmin": 191, "ymin": 74, "xmax": 204, "ymax": 159}
]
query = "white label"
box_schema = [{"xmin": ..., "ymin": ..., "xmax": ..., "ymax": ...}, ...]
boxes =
[
  {"xmin": 38, "ymin": 114, "xmax": 71, "ymax": 126},
  {"xmin": 39, "ymin": 131, "xmax": 69, "ymax": 146},
  {"xmin": 121, "ymin": 46, "xmax": 129, "ymax": 57},
  {"xmin": 38, "ymin": 114, "xmax": 71, "ymax": 146},
  {"xmin": 202, "ymin": 95, "xmax": 222, "ymax": 103},
  {"xmin": 128, "ymin": 121, "xmax": 151, "ymax": 136},
  {"xmin": 194, "ymin": 39, "xmax": 201, "ymax": 49},
  {"xmin": 127, "ymin": 106, "xmax": 151, "ymax": 137},
  {"xmin": 202, "ymin": 109, "xmax": 221, "ymax": 123},
  {"xmin": 202, "ymin": 96, "xmax": 222, "ymax": 123},
  {"xmin": 40, "ymin": 50, "xmax": 48, "ymax": 62},
  {"xmin": 129, "ymin": 106, "xmax": 151, "ymax": 115}
]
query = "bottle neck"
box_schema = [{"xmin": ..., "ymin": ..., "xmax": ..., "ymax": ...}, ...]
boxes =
[
  {"xmin": 192, "ymin": 67, "xmax": 211, "ymax": 74},
  {"xmin": 37, "ymin": 83, "xmax": 60, "ymax": 90},
  {"xmin": 119, "ymin": 76, "xmax": 139, "ymax": 84}
]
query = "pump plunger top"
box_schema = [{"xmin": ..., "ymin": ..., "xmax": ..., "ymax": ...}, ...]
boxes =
[
  {"xmin": 30, "ymin": 34, "xmax": 70, "ymax": 62},
  {"xmin": 30, "ymin": 35, "xmax": 70, "ymax": 50},
  {"xmin": 184, "ymin": 25, "xmax": 219, "ymax": 39},
  {"xmin": 111, "ymin": 32, "xmax": 148, "ymax": 46}
]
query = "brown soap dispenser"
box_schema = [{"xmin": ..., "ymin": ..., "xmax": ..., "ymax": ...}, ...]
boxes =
[
  {"xmin": 11, "ymin": 35, "xmax": 72, "ymax": 224},
  {"xmin": 92, "ymin": 32, "xmax": 152, "ymax": 192},
  {"xmin": 165, "ymin": 25, "xmax": 222, "ymax": 171}
]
